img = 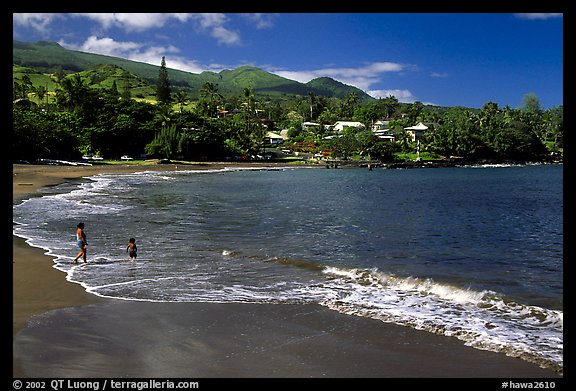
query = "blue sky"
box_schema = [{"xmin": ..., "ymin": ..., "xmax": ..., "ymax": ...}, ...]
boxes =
[{"xmin": 13, "ymin": 13, "xmax": 563, "ymax": 109}]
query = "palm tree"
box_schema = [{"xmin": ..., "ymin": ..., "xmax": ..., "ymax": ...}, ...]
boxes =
[
  {"xmin": 242, "ymin": 87, "xmax": 254, "ymax": 106},
  {"xmin": 308, "ymin": 92, "xmax": 317, "ymax": 121},
  {"xmin": 155, "ymin": 104, "xmax": 173, "ymax": 129},
  {"xmin": 380, "ymin": 95, "xmax": 399, "ymax": 119},
  {"xmin": 200, "ymin": 82, "xmax": 223, "ymax": 118},
  {"xmin": 20, "ymin": 75, "xmax": 33, "ymax": 100},
  {"xmin": 34, "ymin": 84, "xmax": 48, "ymax": 110},
  {"xmin": 344, "ymin": 92, "xmax": 359, "ymax": 118},
  {"xmin": 397, "ymin": 129, "xmax": 413, "ymax": 152},
  {"xmin": 242, "ymin": 87, "xmax": 255, "ymax": 129},
  {"xmin": 173, "ymin": 91, "xmax": 189, "ymax": 123},
  {"xmin": 56, "ymin": 74, "xmax": 91, "ymax": 113}
]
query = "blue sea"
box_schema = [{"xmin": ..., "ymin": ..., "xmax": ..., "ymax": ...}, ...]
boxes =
[{"xmin": 13, "ymin": 163, "xmax": 563, "ymax": 371}]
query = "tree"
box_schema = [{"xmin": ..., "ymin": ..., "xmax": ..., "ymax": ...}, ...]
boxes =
[
  {"xmin": 492, "ymin": 121, "xmax": 545, "ymax": 160},
  {"xmin": 542, "ymin": 106, "xmax": 563, "ymax": 149},
  {"xmin": 355, "ymin": 130, "xmax": 380, "ymax": 160},
  {"xmin": 145, "ymin": 123, "xmax": 184, "ymax": 159},
  {"xmin": 108, "ymin": 80, "xmax": 120, "ymax": 99},
  {"xmin": 341, "ymin": 92, "xmax": 359, "ymax": 119},
  {"xmin": 404, "ymin": 101, "xmax": 424, "ymax": 124},
  {"xmin": 199, "ymin": 82, "xmax": 223, "ymax": 117},
  {"xmin": 13, "ymin": 107, "xmax": 80, "ymax": 160},
  {"xmin": 55, "ymin": 73, "xmax": 98, "ymax": 120},
  {"xmin": 522, "ymin": 93, "xmax": 542, "ymax": 114},
  {"xmin": 327, "ymin": 126, "xmax": 360, "ymax": 160},
  {"xmin": 156, "ymin": 56, "xmax": 172, "ymax": 105},
  {"xmin": 432, "ymin": 107, "xmax": 479, "ymax": 158},
  {"xmin": 173, "ymin": 91, "xmax": 189, "ymax": 119},
  {"xmin": 378, "ymin": 95, "xmax": 400, "ymax": 119},
  {"xmin": 242, "ymin": 87, "xmax": 255, "ymax": 132},
  {"xmin": 34, "ymin": 84, "xmax": 49, "ymax": 111},
  {"xmin": 477, "ymin": 101, "xmax": 502, "ymax": 152},
  {"xmin": 19, "ymin": 75, "xmax": 33, "ymax": 99},
  {"xmin": 307, "ymin": 92, "xmax": 317, "ymax": 121},
  {"xmin": 353, "ymin": 102, "xmax": 381, "ymax": 130},
  {"xmin": 121, "ymin": 81, "xmax": 131, "ymax": 100}
]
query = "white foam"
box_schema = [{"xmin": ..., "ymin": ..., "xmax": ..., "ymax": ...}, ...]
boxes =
[{"xmin": 318, "ymin": 266, "xmax": 562, "ymax": 371}]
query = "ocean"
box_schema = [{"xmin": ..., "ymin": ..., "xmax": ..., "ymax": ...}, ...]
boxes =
[{"xmin": 12, "ymin": 163, "xmax": 563, "ymax": 372}]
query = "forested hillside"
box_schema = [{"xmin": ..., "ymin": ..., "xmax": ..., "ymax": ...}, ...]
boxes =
[
  {"xmin": 13, "ymin": 40, "xmax": 563, "ymax": 164},
  {"xmin": 13, "ymin": 40, "xmax": 372, "ymax": 101}
]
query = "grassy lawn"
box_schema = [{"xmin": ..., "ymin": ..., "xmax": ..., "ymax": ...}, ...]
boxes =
[{"xmin": 394, "ymin": 151, "xmax": 442, "ymax": 161}]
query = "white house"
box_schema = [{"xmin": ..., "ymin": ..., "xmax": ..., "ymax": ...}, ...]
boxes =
[
  {"xmin": 404, "ymin": 122, "xmax": 428, "ymax": 141},
  {"xmin": 266, "ymin": 131, "xmax": 284, "ymax": 144},
  {"xmin": 372, "ymin": 120, "xmax": 394, "ymax": 142},
  {"xmin": 374, "ymin": 131, "xmax": 395, "ymax": 142},
  {"xmin": 372, "ymin": 120, "xmax": 390, "ymax": 132},
  {"xmin": 333, "ymin": 121, "xmax": 365, "ymax": 132},
  {"xmin": 301, "ymin": 122, "xmax": 321, "ymax": 130}
]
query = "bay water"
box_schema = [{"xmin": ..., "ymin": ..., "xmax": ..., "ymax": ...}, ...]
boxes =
[{"xmin": 13, "ymin": 163, "xmax": 563, "ymax": 371}]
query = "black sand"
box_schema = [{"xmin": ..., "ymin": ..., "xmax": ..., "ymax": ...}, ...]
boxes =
[{"xmin": 14, "ymin": 300, "xmax": 561, "ymax": 378}]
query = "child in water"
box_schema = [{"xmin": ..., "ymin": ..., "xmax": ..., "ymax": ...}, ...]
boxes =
[
  {"xmin": 73, "ymin": 222, "xmax": 87, "ymax": 263},
  {"xmin": 127, "ymin": 238, "xmax": 137, "ymax": 262}
]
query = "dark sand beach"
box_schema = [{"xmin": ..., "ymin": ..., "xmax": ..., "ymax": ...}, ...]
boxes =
[{"xmin": 12, "ymin": 163, "xmax": 563, "ymax": 379}]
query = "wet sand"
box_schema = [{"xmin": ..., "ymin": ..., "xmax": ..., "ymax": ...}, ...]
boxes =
[{"xmin": 12, "ymin": 163, "xmax": 563, "ymax": 379}]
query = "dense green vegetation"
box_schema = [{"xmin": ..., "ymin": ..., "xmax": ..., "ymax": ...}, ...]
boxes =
[
  {"xmin": 13, "ymin": 42, "xmax": 563, "ymax": 164},
  {"xmin": 13, "ymin": 40, "xmax": 372, "ymax": 101}
]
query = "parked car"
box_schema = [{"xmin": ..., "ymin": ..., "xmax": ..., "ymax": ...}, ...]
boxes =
[{"xmin": 121, "ymin": 155, "xmax": 133, "ymax": 160}]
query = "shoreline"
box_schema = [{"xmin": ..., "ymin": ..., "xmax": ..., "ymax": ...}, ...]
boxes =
[
  {"xmin": 13, "ymin": 162, "xmax": 266, "ymax": 331},
  {"xmin": 13, "ymin": 162, "xmax": 240, "ymax": 377},
  {"xmin": 12, "ymin": 163, "xmax": 562, "ymax": 378}
]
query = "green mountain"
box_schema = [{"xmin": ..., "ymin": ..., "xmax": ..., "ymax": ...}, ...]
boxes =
[
  {"xmin": 13, "ymin": 40, "xmax": 373, "ymax": 101},
  {"xmin": 305, "ymin": 77, "xmax": 366, "ymax": 100}
]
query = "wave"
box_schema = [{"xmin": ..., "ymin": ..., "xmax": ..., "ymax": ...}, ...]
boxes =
[
  {"xmin": 463, "ymin": 162, "xmax": 561, "ymax": 169},
  {"xmin": 65, "ymin": 252, "xmax": 562, "ymax": 372},
  {"xmin": 318, "ymin": 266, "xmax": 563, "ymax": 373}
]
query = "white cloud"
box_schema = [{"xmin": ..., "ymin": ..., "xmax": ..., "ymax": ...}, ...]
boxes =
[
  {"xmin": 268, "ymin": 62, "xmax": 427, "ymax": 103},
  {"xmin": 189, "ymin": 13, "xmax": 241, "ymax": 46},
  {"xmin": 70, "ymin": 13, "xmax": 193, "ymax": 32},
  {"xmin": 59, "ymin": 36, "xmax": 207, "ymax": 74},
  {"xmin": 370, "ymin": 90, "xmax": 435, "ymax": 105},
  {"xmin": 368, "ymin": 89, "xmax": 417, "ymax": 103},
  {"xmin": 270, "ymin": 61, "xmax": 408, "ymax": 91},
  {"xmin": 240, "ymin": 13, "xmax": 278, "ymax": 29},
  {"xmin": 209, "ymin": 25, "xmax": 241, "ymax": 46},
  {"xmin": 62, "ymin": 36, "xmax": 142, "ymax": 56},
  {"xmin": 13, "ymin": 13, "xmax": 63, "ymax": 34},
  {"xmin": 271, "ymin": 70, "xmax": 317, "ymax": 84},
  {"xmin": 514, "ymin": 13, "xmax": 563, "ymax": 20},
  {"xmin": 430, "ymin": 72, "xmax": 449, "ymax": 78},
  {"xmin": 267, "ymin": 61, "xmax": 429, "ymax": 101},
  {"xmin": 15, "ymin": 13, "xmax": 241, "ymax": 46}
]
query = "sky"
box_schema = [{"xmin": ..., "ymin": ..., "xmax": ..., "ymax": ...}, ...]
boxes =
[{"xmin": 12, "ymin": 13, "xmax": 564, "ymax": 109}]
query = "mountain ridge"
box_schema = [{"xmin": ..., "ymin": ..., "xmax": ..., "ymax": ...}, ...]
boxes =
[{"xmin": 13, "ymin": 40, "xmax": 374, "ymax": 101}]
